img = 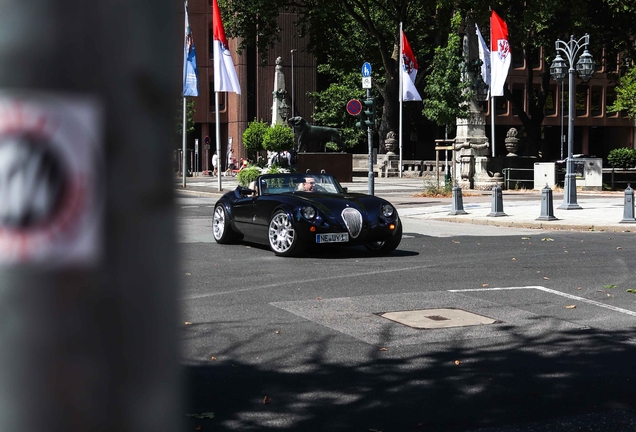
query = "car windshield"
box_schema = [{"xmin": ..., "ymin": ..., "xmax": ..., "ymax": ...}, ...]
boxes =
[{"xmin": 258, "ymin": 174, "xmax": 343, "ymax": 195}]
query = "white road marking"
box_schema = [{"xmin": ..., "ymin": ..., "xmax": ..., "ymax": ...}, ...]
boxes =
[{"xmin": 449, "ymin": 285, "xmax": 636, "ymax": 317}]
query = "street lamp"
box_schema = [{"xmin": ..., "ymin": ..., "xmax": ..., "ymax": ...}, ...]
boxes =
[
  {"xmin": 550, "ymin": 34, "xmax": 595, "ymax": 210},
  {"xmin": 290, "ymin": 49, "xmax": 297, "ymax": 118},
  {"xmin": 550, "ymin": 55, "xmax": 566, "ymax": 160}
]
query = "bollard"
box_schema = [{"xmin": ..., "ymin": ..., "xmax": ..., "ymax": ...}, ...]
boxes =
[
  {"xmin": 487, "ymin": 184, "xmax": 507, "ymax": 217},
  {"xmin": 449, "ymin": 183, "xmax": 468, "ymax": 215},
  {"xmin": 620, "ymin": 184, "xmax": 636, "ymax": 223},
  {"xmin": 536, "ymin": 183, "xmax": 558, "ymax": 221}
]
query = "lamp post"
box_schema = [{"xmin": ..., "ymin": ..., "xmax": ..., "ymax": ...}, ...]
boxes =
[
  {"xmin": 290, "ymin": 49, "xmax": 297, "ymax": 118},
  {"xmin": 550, "ymin": 34, "xmax": 595, "ymax": 209}
]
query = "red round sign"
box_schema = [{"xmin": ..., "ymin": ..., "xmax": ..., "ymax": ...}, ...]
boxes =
[{"xmin": 346, "ymin": 99, "xmax": 362, "ymax": 116}]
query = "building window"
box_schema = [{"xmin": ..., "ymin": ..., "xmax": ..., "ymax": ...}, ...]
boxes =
[
  {"xmin": 511, "ymin": 84, "xmax": 524, "ymax": 116},
  {"xmin": 544, "ymin": 85, "xmax": 556, "ymax": 116},
  {"xmin": 606, "ymin": 86, "xmax": 618, "ymax": 117},
  {"xmin": 575, "ymin": 85, "xmax": 588, "ymax": 116},
  {"xmin": 590, "ymin": 86, "xmax": 602, "ymax": 116},
  {"xmin": 530, "ymin": 46, "xmax": 540, "ymax": 69},
  {"xmin": 495, "ymin": 96, "xmax": 507, "ymax": 115},
  {"xmin": 511, "ymin": 42, "xmax": 524, "ymax": 69}
]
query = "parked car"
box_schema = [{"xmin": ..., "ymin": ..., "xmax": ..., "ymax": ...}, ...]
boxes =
[{"xmin": 212, "ymin": 173, "xmax": 402, "ymax": 257}]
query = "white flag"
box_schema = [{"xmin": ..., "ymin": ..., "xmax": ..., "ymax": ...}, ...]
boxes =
[
  {"xmin": 212, "ymin": 0, "xmax": 241, "ymax": 94},
  {"xmin": 401, "ymin": 30, "xmax": 422, "ymax": 102},
  {"xmin": 475, "ymin": 23, "xmax": 491, "ymax": 90},
  {"xmin": 490, "ymin": 10, "xmax": 511, "ymax": 97}
]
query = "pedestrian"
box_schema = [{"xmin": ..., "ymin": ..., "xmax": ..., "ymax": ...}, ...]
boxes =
[
  {"xmin": 227, "ymin": 148, "xmax": 234, "ymax": 173},
  {"xmin": 211, "ymin": 151, "xmax": 218, "ymax": 176},
  {"xmin": 285, "ymin": 150, "xmax": 291, "ymax": 166}
]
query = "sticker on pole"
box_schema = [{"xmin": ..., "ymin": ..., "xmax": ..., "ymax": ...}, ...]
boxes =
[{"xmin": 0, "ymin": 92, "xmax": 104, "ymax": 268}]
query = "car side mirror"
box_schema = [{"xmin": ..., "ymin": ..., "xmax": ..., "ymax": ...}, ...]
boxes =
[{"xmin": 342, "ymin": 187, "xmax": 348, "ymax": 193}]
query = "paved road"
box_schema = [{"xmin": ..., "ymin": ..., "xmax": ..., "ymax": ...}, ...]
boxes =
[{"xmin": 177, "ymin": 193, "xmax": 636, "ymax": 432}]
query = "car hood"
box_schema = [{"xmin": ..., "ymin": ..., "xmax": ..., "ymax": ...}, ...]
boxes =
[{"xmin": 292, "ymin": 191, "xmax": 389, "ymax": 217}]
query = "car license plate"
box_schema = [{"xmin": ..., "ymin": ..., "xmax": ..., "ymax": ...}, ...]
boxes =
[{"xmin": 316, "ymin": 233, "xmax": 349, "ymax": 243}]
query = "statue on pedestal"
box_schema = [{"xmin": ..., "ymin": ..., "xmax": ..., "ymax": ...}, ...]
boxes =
[
  {"xmin": 454, "ymin": 21, "xmax": 502, "ymax": 190},
  {"xmin": 271, "ymin": 57, "xmax": 289, "ymax": 126}
]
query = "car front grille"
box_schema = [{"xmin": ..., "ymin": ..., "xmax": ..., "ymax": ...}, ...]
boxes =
[{"xmin": 341, "ymin": 208, "xmax": 363, "ymax": 238}]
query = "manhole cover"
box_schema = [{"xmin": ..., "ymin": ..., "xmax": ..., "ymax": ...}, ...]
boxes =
[{"xmin": 380, "ymin": 308, "xmax": 498, "ymax": 329}]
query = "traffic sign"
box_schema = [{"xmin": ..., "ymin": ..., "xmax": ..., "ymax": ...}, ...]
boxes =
[
  {"xmin": 362, "ymin": 77, "xmax": 372, "ymax": 89},
  {"xmin": 362, "ymin": 62, "xmax": 372, "ymax": 77},
  {"xmin": 346, "ymin": 99, "xmax": 362, "ymax": 116}
]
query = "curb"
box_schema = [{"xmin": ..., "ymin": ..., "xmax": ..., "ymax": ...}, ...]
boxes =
[{"xmin": 435, "ymin": 216, "xmax": 636, "ymax": 233}]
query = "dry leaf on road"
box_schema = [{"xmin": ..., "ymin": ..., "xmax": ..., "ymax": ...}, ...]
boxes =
[
  {"xmin": 565, "ymin": 305, "xmax": 576, "ymax": 309},
  {"xmin": 263, "ymin": 396, "xmax": 271, "ymax": 404}
]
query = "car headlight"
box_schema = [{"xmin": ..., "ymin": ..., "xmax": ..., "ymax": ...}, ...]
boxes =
[
  {"xmin": 381, "ymin": 203, "xmax": 395, "ymax": 218},
  {"xmin": 301, "ymin": 206, "xmax": 316, "ymax": 220}
]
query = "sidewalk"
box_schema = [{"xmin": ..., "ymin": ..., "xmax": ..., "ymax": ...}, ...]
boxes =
[{"xmin": 175, "ymin": 174, "xmax": 636, "ymax": 233}]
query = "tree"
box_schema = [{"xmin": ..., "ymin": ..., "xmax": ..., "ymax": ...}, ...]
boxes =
[
  {"xmin": 466, "ymin": 0, "xmax": 636, "ymax": 157},
  {"xmin": 219, "ymin": 0, "xmax": 636, "ymax": 155},
  {"xmin": 221, "ymin": 0, "xmax": 440, "ymax": 146},
  {"xmin": 262, "ymin": 124, "xmax": 295, "ymax": 153},
  {"xmin": 422, "ymin": 11, "xmax": 470, "ymax": 130},
  {"xmin": 176, "ymin": 98, "xmax": 195, "ymax": 136},
  {"xmin": 308, "ymin": 65, "xmax": 371, "ymax": 150},
  {"xmin": 608, "ymin": 66, "xmax": 636, "ymax": 120},
  {"xmin": 242, "ymin": 119, "xmax": 269, "ymax": 157}
]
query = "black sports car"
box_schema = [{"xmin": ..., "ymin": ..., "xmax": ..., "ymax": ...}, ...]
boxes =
[{"xmin": 212, "ymin": 173, "xmax": 402, "ymax": 257}]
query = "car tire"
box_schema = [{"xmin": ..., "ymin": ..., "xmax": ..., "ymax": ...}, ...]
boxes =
[
  {"xmin": 268, "ymin": 210, "xmax": 304, "ymax": 257},
  {"xmin": 364, "ymin": 219, "xmax": 402, "ymax": 255},
  {"xmin": 213, "ymin": 204, "xmax": 238, "ymax": 244}
]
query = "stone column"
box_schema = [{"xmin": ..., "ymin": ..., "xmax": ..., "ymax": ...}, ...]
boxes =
[
  {"xmin": 454, "ymin": 21, "xmax": 502, "ymax": 190},
  {"xmin": 271, "ymin": 56, "xmax": 289, "ymax": 126}
]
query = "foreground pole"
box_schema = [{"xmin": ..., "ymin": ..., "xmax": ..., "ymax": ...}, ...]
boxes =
[{"xmin": 0, "ymin": 1, "xmax": 181, "ymax": 431}]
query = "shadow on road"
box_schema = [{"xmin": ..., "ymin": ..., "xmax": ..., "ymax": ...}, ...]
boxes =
[{"xmin": 183, "ymin": 322, "xmax": 636, "ymax": 431}]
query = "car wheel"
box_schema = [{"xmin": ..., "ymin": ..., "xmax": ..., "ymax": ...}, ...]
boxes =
[
  {"xmin": 268, "ymin": 210, "xmax": 304, "ymax": 257},
  {"xmin": 213, "ymin": 204, "xmax": 238, "ymax": 244},
  {"xmin": 365, "ymin": 219, "xmax": 402, "ymax": 255}
]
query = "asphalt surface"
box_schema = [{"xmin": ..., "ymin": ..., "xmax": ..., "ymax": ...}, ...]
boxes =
[{"xmin": 176, "ymin": 174, "xmax": 636, "ymax": 432}]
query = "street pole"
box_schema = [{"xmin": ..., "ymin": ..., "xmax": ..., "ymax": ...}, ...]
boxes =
[
  {"xmin": 0, "ymin": 1, "xmax": 181, "ymax": 431},
  {"xmin": 560, "ymin": 80, "xmax": 565, "ymax": 160},
  {"xmin": 291, "ymin": 49, "xmax": 297, "ymax": 118},
  {"xmin": 552, "ymin": 34, "xmax": 594, "ymax": 210},
  {"xmin": 561, "ymin": 60, "xmax": 581, "ymax": 209},
  {"xmin": 367, "ymin": 89, "xmax": 374, "ymax": 195}
]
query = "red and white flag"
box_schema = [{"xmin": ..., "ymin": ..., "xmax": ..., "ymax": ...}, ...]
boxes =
[
  {"xmin": 490, "ymin": 10, "xmax": 511, "ymax": 97},
  {"xmin": 401, "ymin": 30, "xmax": 421, "ymax": 102},
  {"xmin": 212, "ymin": 0, "xmax": 241, "ymax": 94}
]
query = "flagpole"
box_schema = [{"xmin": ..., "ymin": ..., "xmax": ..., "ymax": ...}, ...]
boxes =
[
  {"xmin": 398, "ymin": 22, "xmax": 403, "ymax": 178},
  {"xmin": 182, "ymin": 3, "xmax": 187, "ymax": 187},
  {"xmin": 182, "ymin": 97, "xmax": 187, "ymax": 187},
  {"xmin": 215, "ymin": 91, "xmax": 222, "ymax": 191},
  {"xmin": 491, "ymin": 97, "xmax": 495, "ymax": 157}
]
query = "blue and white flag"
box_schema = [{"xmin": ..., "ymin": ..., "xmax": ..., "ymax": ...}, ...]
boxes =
[{"xmin": 183, "ymin": 1, "xmax": 199, "ymax": 97}]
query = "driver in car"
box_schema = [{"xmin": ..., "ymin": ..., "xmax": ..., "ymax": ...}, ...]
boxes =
[{"xmin": 302, "ymin": 177, "xmax": 317, "ymax": 192}]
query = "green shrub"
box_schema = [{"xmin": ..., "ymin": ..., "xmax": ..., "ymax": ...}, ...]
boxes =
[
  {"xmin": 263, "ymin": 124, "xmax": 294, "ymax": 153},
  {"xmin": 607, "ymin": 147, "xmax": 636, "ymax": 170},
  {"xmin": 236, "ymin": 166, "xmax": 260, "ymax": 186},
  {"xmin": 242, "ymin": 119, "xmax": 269, "ymax": 156},
  {"xmin": 420, "ymin": 179, "xmax": 453, "ymax": 197}
]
